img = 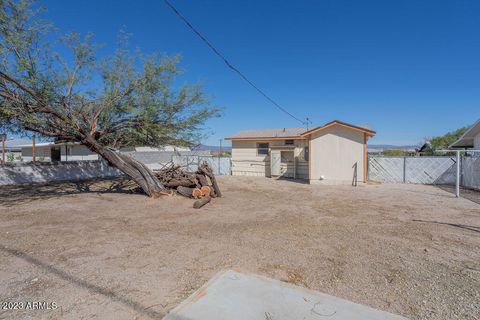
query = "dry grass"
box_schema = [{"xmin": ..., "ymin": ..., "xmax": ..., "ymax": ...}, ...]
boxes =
[{"xmin": 0, "ymin": 176, "xmax": 479, "ymax": 320}]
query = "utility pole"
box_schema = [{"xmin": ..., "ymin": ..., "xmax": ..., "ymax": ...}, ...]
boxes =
[
  {"xmin": 219, "ymin": 139, "xmax": 223, "ymax": 155},
  {"xmin": 305, "ymin": 117, "xmax": 312, "ymax": 131}
]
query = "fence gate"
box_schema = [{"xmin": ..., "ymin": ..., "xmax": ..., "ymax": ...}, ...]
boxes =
[{"xmin": 368, "ymin": 156, "xmax": 457, "ymax": 185}]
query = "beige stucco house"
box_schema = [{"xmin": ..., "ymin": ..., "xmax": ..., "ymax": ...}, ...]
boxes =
[{"xmin": 226, "ymin": 120, "xmax": 376, "ymax": 184}]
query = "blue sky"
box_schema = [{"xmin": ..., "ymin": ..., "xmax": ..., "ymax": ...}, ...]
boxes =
[{"xmin": 42, "ymin": 0, "xmax": 479, "ymax": 146}]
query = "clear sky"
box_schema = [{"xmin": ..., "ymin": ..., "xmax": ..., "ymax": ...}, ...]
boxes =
[{"xmin": 42, "ymin": 0, "xmax": 479, "ymax": 146}]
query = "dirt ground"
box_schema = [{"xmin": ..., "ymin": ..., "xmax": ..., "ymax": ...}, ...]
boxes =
[{"xmin": 0, "ymin": 176, "xmax": 479, "ymax": 320}]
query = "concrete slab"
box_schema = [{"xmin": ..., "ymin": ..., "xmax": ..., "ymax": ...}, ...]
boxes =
[{"xmin": 163, "ymin": 270, "xmax": 408, "ymax": 320}]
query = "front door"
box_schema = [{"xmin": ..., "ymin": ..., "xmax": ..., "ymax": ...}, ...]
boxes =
[{"xmin": 270, "ymin": 150, "xmax": 281, "ymax": 176}]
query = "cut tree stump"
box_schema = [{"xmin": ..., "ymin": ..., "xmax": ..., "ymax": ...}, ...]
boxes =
[
  {"xmin": 177, "ymin": 186, "xmax": 202, "ymax": 198},
  {"xmin": 193, "ymin": 196, "xmax": 211, "ymax": 209},
  {"xmin": 199, "ymin": 163, "xmax": 222, "ymax": 197},
  {"xmin": 192, "ymin": 188, "xmax": 202, "ymax": 199},
  {"xmin": 200, "ymin": 186, "xmax": 211, "ymax": 197}
]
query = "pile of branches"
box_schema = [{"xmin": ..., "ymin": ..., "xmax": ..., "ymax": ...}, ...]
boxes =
[{"xmin": 154, "ymin": 162, "xmax": 222, "ymax": 209}]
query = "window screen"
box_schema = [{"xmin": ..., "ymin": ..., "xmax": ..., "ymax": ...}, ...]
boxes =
[{"xmin": 257, "ymin": 143, "xmax": 269, "ymax": 155}]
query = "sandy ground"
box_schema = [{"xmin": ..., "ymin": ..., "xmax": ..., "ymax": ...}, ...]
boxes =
[{"xmin": 0, "ymin": 176, "xmax": 479, "ymax": 320}]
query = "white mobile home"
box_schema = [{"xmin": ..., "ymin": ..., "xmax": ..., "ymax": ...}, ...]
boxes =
[
  {"xmin": 226, "ymin": 120, "xmax": 376, "ymax": 184},
  {"xmin": 20, "ymin": 142, "xmax": 99, "ymax": 162}
]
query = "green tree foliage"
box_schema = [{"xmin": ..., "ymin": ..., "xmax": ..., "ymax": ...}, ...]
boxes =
[
  {"xmin": 382, "ymin": 149, "xmax": 409, "ymax": 156},
  {"xmin": 422, "ymin": 126, "xmax": 469, "ymax": 155},
  {"xmin": 428, "ymin": 127, "xmax": 468, "ymax": 150},
  {"xmin": 0, "ymin": 0, "xmax": 220, "ymax": 196}
]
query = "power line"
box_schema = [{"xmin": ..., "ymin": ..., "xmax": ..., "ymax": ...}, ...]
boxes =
[{"xmin": 163, "ymin": 0, "xmax": 306, "ymax": 125}]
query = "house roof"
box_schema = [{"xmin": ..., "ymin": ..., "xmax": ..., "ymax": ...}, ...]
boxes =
[
  {"xmin": 4, "ymin": 138, "xmax": 33, "ymax": 149},
  {"xmin": 450, "ymin": 119, "xmax": 480, "ymax": 148},
  {"xmin": 225, "ymin": 120, "xmax": 376, "ymax": 140},
  {"xmin": 17, "ymin": 141, "xmax": 80, "ymax": 148},
  {"xmin": 225, "ymin": 128, "xmax": 306, "ymax": 140},
  {"xmin": 300, "ymin": 120, "xmax": 376, "ymax": 137}
]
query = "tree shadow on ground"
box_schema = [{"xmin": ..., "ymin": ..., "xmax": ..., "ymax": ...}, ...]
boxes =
[
  {"xmin": 0, "ymin": 178, "xmax": 143, "ymax": 207},
  {"xmin": 436, "ymin": 185, "xmax": 480, "ymax": 205},
  {"xmin": 412, "ymin": 219, "xmax": 480, "ymax": 234},
  {"xmin": 0, "ymin": 243, "xmax": 165, "ymax": 319}
]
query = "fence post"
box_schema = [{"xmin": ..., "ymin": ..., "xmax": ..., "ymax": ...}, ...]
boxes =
[
  {"xmin": 367, "ymin": 155, "xmax": 370, "ymax": 181},
  {"xmin": 460, "ymin": 155, "xmax": 463, "ymax": 187},
  {"xmin": 32, "ymin": 135, "xmax": 36, "ymax": 163},
  {"xmin": 456, "ymin": 150, "xmax": 460, "ymax": 198},
  {"xmin": 403, "ymin": 157, "xmax": 406, "ymax": 183},
  {"xmin": 1, "ymin": 135, "xmax": 5, "ymax": 165}
]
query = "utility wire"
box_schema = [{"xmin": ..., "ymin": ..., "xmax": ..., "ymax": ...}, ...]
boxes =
[{"xmin": 163, "ymin": 0, "xmax": 306, "ymax": 125}]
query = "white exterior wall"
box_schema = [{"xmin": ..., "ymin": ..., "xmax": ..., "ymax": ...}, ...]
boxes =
[
  {"xmin": 21, "ymin": 146, "xmax": 52, "ymax": 162},
  {"xmin": 231, "ymin": 139, "xmax": 308, "ymax": 178},
  {"xmin": 61, "ymin": 145, "xmax": 99, "ymax": 161},
  {"xmin": 474, "ymin": 132, "xmax": 480, "ymax": 149},
  {"xmin": 309, "ymin": 126, "xmax": 365, "ymax": 184},
  {"xmin": 21, "ymin": 145, "xmax": 98, "ymax": 162},
  {"xmin": 0, "ymin": 161, "xmax": 121, "ymax": 186}
]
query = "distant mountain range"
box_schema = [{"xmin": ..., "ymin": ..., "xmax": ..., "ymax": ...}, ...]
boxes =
[
  {"xmin": 192, "ymin": 144, "xmax": 232, "ymax": 152},
  {"xmin": 367, "ymin": 144, "xmax": 419, "ymax": 150},
  {"xmin": 194, "ymin": 143, "xmax": 418, "ymax": 152}
]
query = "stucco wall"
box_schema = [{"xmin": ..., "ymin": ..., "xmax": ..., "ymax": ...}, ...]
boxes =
[
  {"xmin": 21, "ymin": 146, "xmax": 52, "ymax": 162},
  {"xmin": 309, "ymin": 126, "xmax": 365, "ymax": 183},
  {"xmin": 231, "ymin": 139, "xmax": 308, "ymax": 178},
  {"xmin": 21, "ymin": 145, "xmax": 99, "ymax": 162},
  {"xmin": 0, "ymin": 161, "xmax": 122, "ymax": 186},
  {"xmin": 61, "ymin": 145, "xmax": 99, "ymax": 161},
  {"xmin": 474, "ymin": 133, "xmax": 480, "ymax": 149}
]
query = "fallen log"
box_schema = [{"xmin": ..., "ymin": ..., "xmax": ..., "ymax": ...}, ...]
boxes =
[
  {"xmin": 193, "ymin": 196, "xmax": 211, "ymax": 209},
  {"xmin": 150, "ymin": 162, "xmax": 220, "ymax": 208},
  {"xmin": 200, "ymin": 186, "xmax": 211, "ymax": 197},
  {"xmin": 210, "ymin": 187, "xmax": 217, "ymax": 198},
  {"xmin": 164, "ymin": 178, "xmax": 197, "ymax": 188},
  {"xmin": 196, "ymin": 173, "xmax": 209, "ymax": 187},
  {"xmin": 198, "ymin": 163, "xmax": 222, "ymax": 197},
  {"xmin": 177, "ymin": 186, "xmax": 202, "ymax": 198},
  {"xmin": 192, "ymin": 188, "xmax": 202, "ymax": 199}
]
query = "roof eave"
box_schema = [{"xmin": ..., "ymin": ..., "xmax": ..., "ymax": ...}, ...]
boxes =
[
  {"xmin": 300, "ymin": 120, "xmax": 376, "ymax": 137},
  {"xmin": 449, "ymin": 119, "xmax": 480, "ymax": 148},
  {"xmin": 225, "ymin": 136, "xmax": 306, "ymax": 141}
]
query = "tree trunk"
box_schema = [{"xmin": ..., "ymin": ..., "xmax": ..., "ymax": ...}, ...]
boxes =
[
  {"xmin": 200, "ymin": 186, "xmax": 211, "ymax": 197},
  {"xmin": 82, "ymin": 136, "xmax": 167, "ymax": 197},
  {"xmin": 199, "ymin": 163, "xmax": 222, "ymax": 197},
  {"xmin": 193, "ymin": 196, "xmax": 211, "ymax": 209},
  {"xmin": 177, "ymin": 186, "xmax": 202, "ymax": 198}
]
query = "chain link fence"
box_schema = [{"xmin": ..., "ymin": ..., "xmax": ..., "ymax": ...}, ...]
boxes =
[
  {"xmin": 368, "ymin": 155, "xmax": 480, "ymax": 190},
  {"xmin": 172, "ymin": 155, "xmax": 231, "ymax": 176}
]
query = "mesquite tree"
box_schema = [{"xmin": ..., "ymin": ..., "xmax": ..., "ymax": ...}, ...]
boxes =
[{"xmin": 0, "ymin": 0, "xmax": 219, "ymax": 197}]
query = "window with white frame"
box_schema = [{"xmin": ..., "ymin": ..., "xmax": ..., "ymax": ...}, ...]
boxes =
[{"xmin": 285, "ymin": 139, "xmax": 294, "ymax": 145}]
